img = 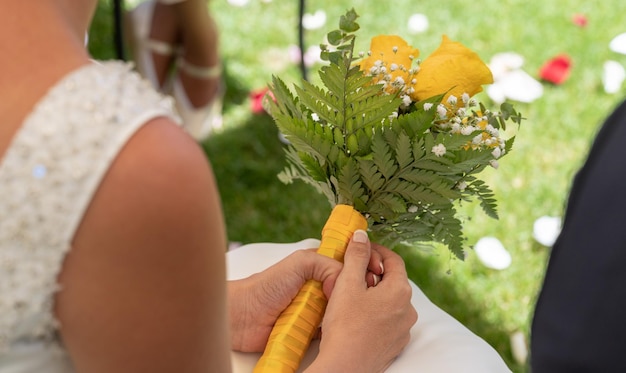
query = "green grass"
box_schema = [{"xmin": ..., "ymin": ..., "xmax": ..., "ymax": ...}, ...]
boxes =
[{"xmin": 90, "ymin": 1, "xmax": 626, "ymax": 371}]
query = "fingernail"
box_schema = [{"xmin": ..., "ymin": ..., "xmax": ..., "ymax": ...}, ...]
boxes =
[
  {"xmin": 379, "ymin": 262, "xmax": 385, "ymax": 274},
  {"xmin": 372, "ymin": 274, "xmax": 380, "ymax": 286},
  {"xmin": 353, "ymin": 229, "xmax": 369, "ymax": 243}
]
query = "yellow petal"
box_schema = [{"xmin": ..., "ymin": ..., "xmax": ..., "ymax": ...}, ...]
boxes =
[
  {"xmin": 359, "ymin": 35, "xmax": 419, "ymax": 94},
  {"xmin": 410, "ymin": 35, "xmax": 493, "ymax": 103}
]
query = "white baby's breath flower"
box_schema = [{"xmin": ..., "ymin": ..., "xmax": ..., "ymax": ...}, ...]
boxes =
[
  {"xmin": 389, "ymin": 111, "xmax": 398, "ymax": 120},
  {"xmin": 390, "ymin": 63, "xmax": 399, "ymax": 71},
  {"xmin": 461, "ymin": 125, "xmax": 475, "ymax": 136},
  {"xmin": 492, "ymin": 147, "xmax": 502, "ymax": 159},
  {"xmin": 311, "ymin": 113, "xmax": 320, "ymax": 121},
  {"xmin": 401, "ymin": 95, "xmax": 412, "ymax": 107},
  {"xmin": 432, "ymin": 143, "xmax": 446, "ymax": 157},
  {"xmin": 490, "ymin": 159, "xmax": 499, "ymax": 169},
  {"xmin": 392, "ymin": 46, "xmax": 398, "ymax": 53},
  {"xmin": 486, "ymin": 124, "xmax": 499, "ymax": 137},
  {"xmin": 408, "ymin": 205, "xmax": 418, "ymax": 213},
  {"xmin": 447, "ymin": 95, "xmax": 457, "ymax": 106},
  {"xmin": 457, "ymin": 181, "xmax": 467, "ymax": 191},
  {"xmin": 473, "ymin": 134, "xmax": 484, "ymax": 145},
  {"xmin": 438, "ymin": 121, "xmax": 450, "ymax": 129},
  {"xmin": 462, "ymin": 93, "xmax": 470, "ymax": 104},
  {"xmin": 393, "ymin": 76, "xmax": 405, "ymax": 87},
  {"xmin": 456, "ymin": 108, "xmax": 466, "ymax": 117},
  {"xmin": 437, "ymin": 104, "xmax": 447, "ymax": 118},
  {"xmin": 423, "ymin": 102, "xmax": 433, "ymax": 111},
  {"xmin": 451, "ymin": 122, "xmax": 461, "ymax": 133}
]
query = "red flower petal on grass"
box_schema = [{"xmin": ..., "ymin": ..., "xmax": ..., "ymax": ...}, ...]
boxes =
[
  {"xmin": 250, "ymin": 87, "xmax": 275, "ymax": 114},
  {"xmin": 539, "ymin": 54, "xmax": 572, "ymax": 85},
  {"xmin": 572, "ymin": 13, "xmax": 587, "ymax": 28}
]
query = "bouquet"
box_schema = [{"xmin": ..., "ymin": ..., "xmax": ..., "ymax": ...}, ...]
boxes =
[{"xmin": 254, "ymin": 9, "xmax": 522, "ymax": 372}]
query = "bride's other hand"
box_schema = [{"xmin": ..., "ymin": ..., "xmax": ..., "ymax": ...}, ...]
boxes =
[
  {"xmin": 306, "ymin": 230, "xmax": 418, "ymax": 373},
  {"xmin": 229, "ymin": 241, "xmax": 385, "ymax": 352}
]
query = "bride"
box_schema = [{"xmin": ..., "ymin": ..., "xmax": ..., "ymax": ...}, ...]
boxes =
[{"xmin": 0, "ymin": 1, "xmax": 508, "ymax": 372}]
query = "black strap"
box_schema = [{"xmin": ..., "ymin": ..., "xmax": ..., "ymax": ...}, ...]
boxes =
[{"xmin": 113, "ymin": 0, "xmax": 126, "ymax": 61}]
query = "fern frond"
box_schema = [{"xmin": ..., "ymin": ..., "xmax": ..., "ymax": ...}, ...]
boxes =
[
  {"xmin": 337, "ymin": 159, "xmax": 365, "ymax": 205},
  {"xmin": 468, "ymin": 179, "xmax": 499, "ymax": 219},
  {"xmin": 371, "ymin": 132, "xmax": 398, "ymax": 179}
]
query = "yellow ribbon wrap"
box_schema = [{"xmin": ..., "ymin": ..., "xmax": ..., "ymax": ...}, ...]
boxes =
[{"xmin": 253, "ymin": 204, "xmax": 368, "ymax": 373}]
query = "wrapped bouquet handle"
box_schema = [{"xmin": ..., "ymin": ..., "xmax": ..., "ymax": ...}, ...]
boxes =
[{"xmin": 253, "ymin": 204, "xmax": 367, "ymax": 373}]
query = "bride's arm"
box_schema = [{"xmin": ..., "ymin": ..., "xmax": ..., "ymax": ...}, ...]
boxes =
[{"xmin": 55, "ymin": 118, "xmax": 232, "ymax": 373}]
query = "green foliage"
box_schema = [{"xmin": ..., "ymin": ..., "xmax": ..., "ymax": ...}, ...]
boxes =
[{"xmin": 267, "ymin": 9, "xmax": 521, "ymax": 260}]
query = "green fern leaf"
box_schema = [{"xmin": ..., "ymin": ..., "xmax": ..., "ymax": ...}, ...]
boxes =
[
  {"xmin": 395, "ymin": 131, "xmax": 413, "ymax": 169},
  {"xmin": 337, "ymin": 159, "xmax": 365, "ymax": 205},
  {"xmin": 371, "ymin": 132, "xmax": 398, "ymax": 179},
  {"xmin": 358, "ymin": 159, "xmax": 385, "ymax": 191}
]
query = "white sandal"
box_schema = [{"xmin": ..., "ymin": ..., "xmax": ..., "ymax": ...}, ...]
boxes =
[
  {"xmin": 124, "ymin": 0, "xmax": 179, "ymax": 90},
  {"xmin": 126, "ymin": 0, "xmax": 223, "ymax": 142},
  {"xmin": 172, "ymin": 58, "xmax": 224, "ymax": 142}
]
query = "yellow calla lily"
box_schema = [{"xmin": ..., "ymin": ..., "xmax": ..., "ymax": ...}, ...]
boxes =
[
  {"xmin": 359, "ymin": 35, "xmax": 419, "ymax": 95},
  {"xmin": 410, "ymin": 35, "xmax": 493, "ymax": 103}
]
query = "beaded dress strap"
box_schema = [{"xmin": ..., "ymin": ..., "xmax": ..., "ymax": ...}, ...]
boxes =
[{"xmin": 0, "ymin": 61, "xmax": 177, "ymax": 351}]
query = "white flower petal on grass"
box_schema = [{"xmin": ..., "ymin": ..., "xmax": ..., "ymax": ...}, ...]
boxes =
[
  {"xmin": 533, "ymin": 216, "xmax": 562, "ymax": 247},
  {"xmin": 303, "ymin": 45, "xmax": 323, "ymax": 67},
  {"xmin": 510, "ymin": 331, "xmax": 529, "ymax": 366},
  {"xmin": 609, "ymin": 32, "xmax": 626, "ymax": 55},
  {"xmin": 489, "ymin": 52, "xmax": 525, "ymax": 80},
  {"xmin": 227, "ymin": 0, "xmax": 249, "ymax": 6},
  {"xmin": 407, "ymin": 13, "xmax": 429, "ymax": 34},
  {"xmin": 488, "ymin": 70, "xmax": 543, "ymax": 104},
  {"xmin": 487, "ymin": 52, "xmax": 542, "ymax": 104},
  {"xmin": 602, "ymin": 60, "xmax": 626, "ymax": 94},
  {"xmin": 474, "ymin": 236, "xmax": 512, "ymax": 270},
  {"xmin": 302, "ymin": 10, "xmax": 327, "ymax": 30}
]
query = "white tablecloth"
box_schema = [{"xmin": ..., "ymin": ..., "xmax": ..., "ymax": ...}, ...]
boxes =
[{"xmin": 227, "ymin": 239, "xmax": 511, "ymax": 373}]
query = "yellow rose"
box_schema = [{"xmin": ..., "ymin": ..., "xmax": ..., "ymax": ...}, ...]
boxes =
[
  {"xmin": 410, "ymin": 35, "xmax": 493, "ymax": 103},
  {"xmin": 359, "ymin": 35, "xmax": 420, "ymax": 95}
]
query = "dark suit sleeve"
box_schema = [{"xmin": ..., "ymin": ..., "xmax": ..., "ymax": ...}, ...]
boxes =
[{"xmin": 531, "ymin": 100, "xmax": 626, "ymax": 372}]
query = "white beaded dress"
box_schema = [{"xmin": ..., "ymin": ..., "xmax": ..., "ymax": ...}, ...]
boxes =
[{"xmin": 0, "ymin": 61, "xmax": 177, "ymax": 373}]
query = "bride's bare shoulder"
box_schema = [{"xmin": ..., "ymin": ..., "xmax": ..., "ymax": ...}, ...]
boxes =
[{"xmin": 55, "ymin": 117, "xmax": 230, "ymax": 372}]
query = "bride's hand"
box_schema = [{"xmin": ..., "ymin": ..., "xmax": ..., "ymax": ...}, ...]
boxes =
[
  {"xmin": 228, "ymin": 244, "xmax": 384, "ymax": 352},
  {"xmin": 306, "ymin": 230, "xmax": 418, "ymax": 373}
]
